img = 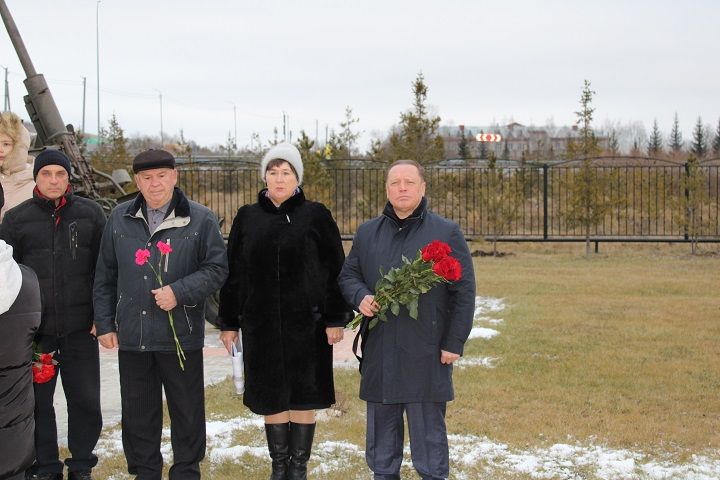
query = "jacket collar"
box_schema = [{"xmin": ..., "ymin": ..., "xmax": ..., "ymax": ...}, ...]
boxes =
[
  {"xmin": 382, "ymin": 196, "xmax": 427, "ymax": 228},
  {"xmin": 258, "ymin": 186, "xmax": 305, "ymax": 214},
  {"xmin": 32, "ymin": 184, "xmax": 73, "ymax": 210}
]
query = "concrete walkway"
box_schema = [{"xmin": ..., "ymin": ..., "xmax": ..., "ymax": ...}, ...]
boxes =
[{"xmin": 54, "ymin": 324, "xmax": 358, "ymax": 442}]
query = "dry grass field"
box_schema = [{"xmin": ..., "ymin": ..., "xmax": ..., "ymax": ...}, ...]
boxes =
[{"xmin": 88, "ymin": 242, "xmax": 720, "ymax": 479}]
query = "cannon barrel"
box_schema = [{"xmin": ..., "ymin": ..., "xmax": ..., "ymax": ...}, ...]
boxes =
[{"xmin": 1, "ymin": 0, "xmax": 105, "ymax": 200}]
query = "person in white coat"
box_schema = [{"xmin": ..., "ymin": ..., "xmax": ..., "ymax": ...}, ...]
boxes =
[{"xmin": 0, "ymin": 183, "xmax": 42, "ymax": 480}]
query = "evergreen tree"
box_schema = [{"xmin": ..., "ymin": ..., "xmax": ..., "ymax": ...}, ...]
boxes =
[
  {"xmin": 387, "ymin": 73, "xmax": 445, "ymax": 165},
  {"xmin": 714, "ymin": 118, "xmax": 720, "ymax": 156},
  {"xmin": 295, "ymin": 130, "xmax": 331, "ymax": 197},
  {"xmin": 477, "ymin": 130, "xmax": 488, "ymax": 159},
  {"xmin": 91, "ymin": 113, "xmax": 131, "ymax": 172},
  {"xmin": 220, "ymin": 131, "xmax": 235, "ymax": 160},
  {"xmin": 690, "ymin": 116, "xmax": 707, "ymax": 159},
  {"xmin": 607, "ymin": 130, "xmax": 620, "ymax": 156},
  {"xmin": 669, "ymin": 112, "xmax": 683, "ymax": 153},
  {"xmin": 366, "ymin": 138, "xmax": 386, "ymax": 162},
  {"xmin": 575, "ymin": 80, "xmax": 600, "ymax": 158},
  {"xmin": 647, "ymin": 119, "xmax": 663, "ymax": 155},
  {"xmin": 564, "ymin": 80, "xmax": 609, "ymax": 256},
  {"xmin": 178, "ymin": 129, "xmax": 193, "ymax": 163},
  {"xmin": 480, "ymin": 151, "xmax": 523, "ymax": 256},
  {"xmin": 501, "ymin": 140, "xmax": 510, "ymax": 161},
  {"xmin": 671, "ymin": 155, "xmax": 712, "ymax": 254},
  {"xmin": 457, "ymin": 125, "xmax": 469, "ymax": 160},
  {"xmin": 334, "ymin": 106, "xmax": 361, "ymax": 158}
]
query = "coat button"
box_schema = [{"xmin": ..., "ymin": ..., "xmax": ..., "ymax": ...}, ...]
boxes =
[
  {"xmin": 141, "ymin": 345, "xmax": 145, "ymax": 350},
  {"xmin": 147, "ymin": 242, "xmax": 151, "ymax": 246},
  {"xmin": 142, "ymin": 310, "xmax": 146, "ymax": 315},
  {"xmin": 144, "ymin": 275, "xmax": 148, "ymax": 280}
]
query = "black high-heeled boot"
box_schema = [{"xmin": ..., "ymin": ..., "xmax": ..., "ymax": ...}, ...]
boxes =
[
  {"xmin": 265, "ymin": 423, "xmax": 290, "ymax": 480},
  {"xmin": 287, "ymin": 422, "xmax": 315, "ymax": 480}
]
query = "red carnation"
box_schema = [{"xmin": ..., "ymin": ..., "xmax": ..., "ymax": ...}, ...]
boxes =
[
  {"xmin": 157, "ymin": 241, "xmax": 173, "ymax": 255},
  {"xmin": 135, "ymin": 248, "xmax": 151, "ymax": 266},
  {"xmin": 432, "ymin": 256, "xmax": 462, "ymax": 282},
  {"xmin": 421, "ymin": 240, "xmax": 452, "ymax": 263},
  {"xmin": 32, "ymin": 363, "xmax": 56, "ymax": 384},
  {"xmin": 39, "ymin": 353, "xmax": 54, "ymax": 365}
]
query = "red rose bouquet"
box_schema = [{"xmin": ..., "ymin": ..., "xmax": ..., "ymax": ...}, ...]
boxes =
[
  {"xmin": 32, "ymin": 350, "xmax": 58, "ymax": 384},
  {"xmin": 347, "ymin": 240, "xmax": 462, "ymax": 330},
  {"xmin": 135, "ymin": 240, "xmax": 186, "ymax": 370}
]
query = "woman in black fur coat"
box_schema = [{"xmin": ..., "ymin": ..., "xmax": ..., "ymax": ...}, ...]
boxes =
[{"xmin": 218, "ymin": 143, "xmax": 352, "ymax": 480}]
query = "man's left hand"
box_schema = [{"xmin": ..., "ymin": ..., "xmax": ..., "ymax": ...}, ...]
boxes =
[
  {"xmin": 326, "ymin": 327, "xmax": 344, "ymax": 345},
  {"xmin": 440, "ymin": 350, "xmax": 460, "ymax": 364},
  {"xmin": 151, "ymin": 286, "xmax": 178, "ymax": 311}
]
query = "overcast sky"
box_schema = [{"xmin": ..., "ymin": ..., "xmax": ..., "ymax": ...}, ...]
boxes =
[{"xmin": 1, "ymin": 0, "xmax": 718, "ymax": 150}]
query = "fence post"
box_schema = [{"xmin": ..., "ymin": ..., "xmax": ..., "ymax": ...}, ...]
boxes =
[
  {"xmin": 684, "ymin": 162, "xmax": 690, "ymax": 241},
  {"xmin": 543, "ymin": 164, "xmax": 549, "ymax": 240}
]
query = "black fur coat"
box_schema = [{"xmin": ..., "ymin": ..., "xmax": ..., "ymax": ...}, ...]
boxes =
[{"xmin": 218, "ymin": 188, "xmax": 352, "ymax": 415}]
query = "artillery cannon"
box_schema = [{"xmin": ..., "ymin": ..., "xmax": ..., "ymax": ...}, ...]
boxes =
[{"xmin": 0, "ymin": 0, "xmax": 128, "ymax": 212}]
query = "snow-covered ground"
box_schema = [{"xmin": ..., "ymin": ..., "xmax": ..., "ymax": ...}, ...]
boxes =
[
  {"xmin": 86, "ymin": 296, "xmax": 720, "ymax": 478},
  {"xmin": 96, "ymin": 414, "xmax": 720, "ymax": 480}
]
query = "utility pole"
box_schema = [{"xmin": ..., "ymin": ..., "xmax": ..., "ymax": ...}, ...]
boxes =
[
  {"xmin": 233, "ymin": 103, "xmax": 237, "ymax": 149},
  {"xmin": 96, "ymin": 0, "xmax": 101, "ymax": 141},
  {"xmin": 156, "ymin": 90, "xmax": 164, "ymax": 147},
  {"xmin": 81, "ymin": 76, "xmax": 86, "ymax": 132},
  {"xmin": 2, "ymin": 65, "xmax": 9, "ymax": 111},
  {"xmin": 315, "ymin": 119, "xmax": 318, "ymax": 147},
  {"xmin": 283, "ymin": 112, "xmax": 287, "ymax": 142}
]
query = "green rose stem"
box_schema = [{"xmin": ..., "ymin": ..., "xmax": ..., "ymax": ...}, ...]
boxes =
[
  {"xmin": 146, "ymin": 262, "xmax": 186, "ymax": 371},
  {"xmin": 347, "ymin": 252, "xmax": 443, "ymax": 330}
]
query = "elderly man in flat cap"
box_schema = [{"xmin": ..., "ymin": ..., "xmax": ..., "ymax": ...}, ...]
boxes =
[
  {"xmin": 0, "ymin": 149, "xmax": 106, "ymax": 480},
  {"xmin": 93, "ymin": 149, "xmax": 228, "ymax": 480}
]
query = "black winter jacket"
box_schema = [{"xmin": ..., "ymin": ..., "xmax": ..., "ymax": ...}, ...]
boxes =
[
  {"xmin": 218, "ymin": 189, "xmax": 352, "ymax": 415},
  {"xmin": 0, "ymin": 265, "xmax": 41, "ymax": 478},
  {"xmin": 94, "ymin": 188, "xmax": 229, "ymax": 352},
  {"xmin": 0, "ymin": 190, "xmax": 106, "ymax": 336},
  {"xmin": 338, "ymin": 199, "xmax": 476, "ymax": 403}
]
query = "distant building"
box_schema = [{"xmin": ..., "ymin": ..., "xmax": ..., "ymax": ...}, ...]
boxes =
[{"xmin": 441, "ymin": 123, "xmax": 609, "ymax": 162}]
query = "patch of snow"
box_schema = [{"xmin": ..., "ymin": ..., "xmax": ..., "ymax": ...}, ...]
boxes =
[
  {"xmin": 209, "ymin": 444, "xmax": 266, "ymax": 462},
  {"xmin": 474, "ymin": 296, "xmax": 505, "ymax": 316},
  {"xmin": 455, "ymin": 356, "xmax": 498, "ymax": 369},
  {"xmin": 448, "ymin": 434, "xmax": 720, "ymax": 479},
  {"xmin": 95, "ymin": 416, "xmax": 720, "ymax": 479},
  {"xmin": 475, "ymin": 315, "xmax": 505, "ymax": 324},
  {"xmin": 311, "ymin": 441, "xmax": 364, "ymax": 474},
  {"xmin": 468, "ymin": 327, "xmax": 500, "ymax": 340},
  {"xmin": 333, "ymin": 359, "xmax": 359, "ymax": 369}
]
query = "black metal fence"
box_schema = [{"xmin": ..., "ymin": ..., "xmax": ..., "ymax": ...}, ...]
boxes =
[{"xmin": 176, "ymin": 164, "xmax": 720, "ymax": 242}]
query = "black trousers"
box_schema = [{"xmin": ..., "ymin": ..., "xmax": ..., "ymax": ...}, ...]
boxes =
[
  {"xmin": 33, "ymin": 330, "xmax": 102, "ymax": 474},
  {"xmin": 366, "ymin": 401, "xmax": 449, "ymax": 480},
  {"xmin": 118, "ymin": 349, "xmax": 205, "ymax": 480}
]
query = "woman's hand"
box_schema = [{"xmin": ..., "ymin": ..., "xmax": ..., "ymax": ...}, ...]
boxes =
[
  {"xmin": 326, "ymin": 327, "xmax": 344, "ymax": 345},
  {"xmin": 220, "ymin": 330, "xmax": 239, "ymax": 354}
]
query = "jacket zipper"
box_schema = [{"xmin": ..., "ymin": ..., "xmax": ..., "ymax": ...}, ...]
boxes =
[
  {"xmin": 114, "ymin": 293, "xmax": 123, "ymax": 332},
  {"xmin": 51, "ymin": 211, "xmax": 59, "ymax": 337},
  {"xmin": 69, "ymin": 221, "xmax": 78, "ymax": 260},
  {"xmin": 183, "ymin": 305, "xmax": 194, "ymax": 333}
]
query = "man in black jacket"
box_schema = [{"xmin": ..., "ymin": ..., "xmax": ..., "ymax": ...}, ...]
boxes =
[
  {"xmin": 94, "ymin": 149, "xmax": 228, "ymax": 480},
  {"xmin": 0, "ymin": 150, "xmax": 106, "ymax": 480},
  {"xmin": 0, "ymin": 183, "xmax": 42, "ymax": 480},
  {"xmin": 339, "ymin": 160, "xmax": 476, "ymax": 480}
]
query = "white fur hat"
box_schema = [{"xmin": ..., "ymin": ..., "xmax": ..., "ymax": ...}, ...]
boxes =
[{"xmin": 260, "ymin": 143, "xmax": 303, "ymax": 185}]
